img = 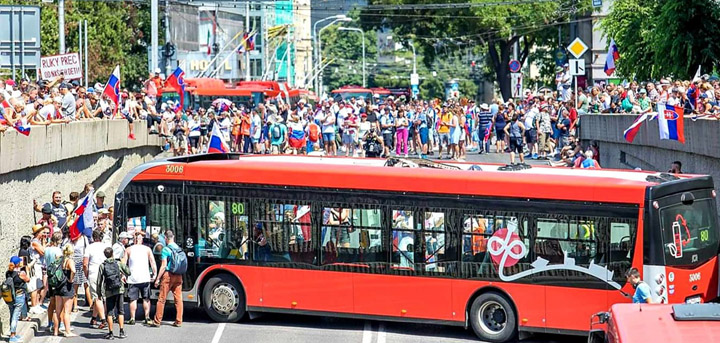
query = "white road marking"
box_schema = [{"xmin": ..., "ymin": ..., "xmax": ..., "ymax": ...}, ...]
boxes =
[
  {"xmin": 362, "ymin": 321, "xmax": 372, "ymax": 343},
  {"xmin": 377, "ymin": 323, "xmax": 386, "ymax": 343},
  {"xmin": 45, "ymin": 308, "xmax": 81, "ymax": 343},
  {"xmin": 211, "ymin": 323, "xmax": 226, "ymax": 343}
]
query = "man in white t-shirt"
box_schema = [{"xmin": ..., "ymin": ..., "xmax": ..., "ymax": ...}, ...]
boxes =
[
  {"xmin": 83, "ymin": 230, "xmax": 110, "ymax": 328},
  {"xmin": 124, "ymin": 231, "xmax": 157, "ymax": 325}
]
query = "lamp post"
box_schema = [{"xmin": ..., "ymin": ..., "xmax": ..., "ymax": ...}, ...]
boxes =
[
  {"xmin": 316, "ymin": 17, "xmax": 352, "ymax": 95},
  {"xmin": 313, "ymin": 15, "xmax": 350, "ymax": 93},
  {"xmin": 338, "ymin": 27, "xmax": 365, "ymax": 88},
  {"xmin": 408, "ymin": 40, "xmax": 418, "ymax": 99}
]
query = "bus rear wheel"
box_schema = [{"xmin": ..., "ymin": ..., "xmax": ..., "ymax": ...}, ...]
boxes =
[
  {"xmin": 469, "ymin": 292, "xmax": 517, "ymax": 343},
  {"xmin": 202, "ymin": 274, "xmax": 246, "ymax": 322}
]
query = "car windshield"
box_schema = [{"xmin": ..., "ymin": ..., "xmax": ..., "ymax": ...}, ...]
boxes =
[{"xmin": 660, "ymin": 198, "xmax": 719, "ymax": 267}]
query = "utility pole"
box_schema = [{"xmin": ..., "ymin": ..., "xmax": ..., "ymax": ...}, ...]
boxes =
[
  {"xmin": 165, "ymin": 1, "xmax": 171, "ymax": 76},
  {"xmin": 151, "ymin": 0, "xmax": 158, "ymax": 74},
  {"xmin": 84, "ymin": 20, "xmax": 88, "ymax": 87},
  {"xmin": 59, "ymin": 0, "xmax": 65, "ymax": 54},
  {"xmin": 245, "ymin": 1, "xmax": 251, "ymax": 81},
  {"xmin": 286, "ymin": 30, "xmax": 292, "ymax": 87}
]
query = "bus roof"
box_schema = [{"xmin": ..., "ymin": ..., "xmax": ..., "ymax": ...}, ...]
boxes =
[
  {"xmin": 192, "ymin": 87, "xmax": 256, "ymax": 96},
  {"xmin": 331, "ymin": 86, "xmax": 372, "ymax": 94},
  {"xmin": 609, "ymin": 303, "xmax": 720, "ymax": 342},
  {"xmin": 122, "ymin": 155, "xmax": 709, "ymax": 205}
]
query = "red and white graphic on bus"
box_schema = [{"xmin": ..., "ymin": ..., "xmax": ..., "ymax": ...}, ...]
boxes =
[{"xmin": 488, "ymin": 227, "xmax": 526, "ymax": 268}]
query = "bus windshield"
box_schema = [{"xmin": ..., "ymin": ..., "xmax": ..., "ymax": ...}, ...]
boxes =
[{"xmin": 660, "ymin": 198, "xmax": 719, "ymax": 267}]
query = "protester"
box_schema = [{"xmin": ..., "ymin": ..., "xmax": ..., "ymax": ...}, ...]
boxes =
[
  {"xmin": 97, "ymin": 247, "xmax": 130, "ymax": 339},
  {"xmin": 84, "ymin": 230, "xmax": 109, "ymax": 329},
  {"xmin": 5, "ymin": 256, "xmax": 30, "ymax": 342},
  {"xmin": 124, "ymin": 231, "xmax": 157, "ymax": 326},
  {"xmin": 151, "ymin": 230, "xmax": 184, "ymax": 327}
]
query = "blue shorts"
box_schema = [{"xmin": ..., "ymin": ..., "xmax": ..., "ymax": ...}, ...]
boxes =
[
  {"xmin": 419, "ymin": 127, "xmax": 429, "ymax": 144},
  {"xmin": 252, "ymin": 137, "xmax": 260, "ymax": 144},
  {"xmin": 322, "ymin": 133, "xmax": 334, "ymax": 144}
]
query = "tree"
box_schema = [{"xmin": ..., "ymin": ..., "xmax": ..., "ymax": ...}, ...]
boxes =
[
  {"xmin": 361, "ymin": 0, "xmax": 590, "ymax": 101},
  {"xmin": 601, "ymin": 0, "xmax": 720, "ymax": 80},
  {"xmin": 1, "ymin": 1, "xmax": 159, "ymax": 89},
  {"xmin": 320, "ymin": 24, "xmax": 377, "ymax": 91}
]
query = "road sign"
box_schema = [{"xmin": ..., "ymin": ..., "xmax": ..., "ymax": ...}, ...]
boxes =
[
  {"xmin": 508, "ymin": 59, "xmax": 521, "ymax": 73},
  {"xmin": 592, "ymin": 0, "xmax": 602, "ymax": 8},
  {"xmin": 567, "ymin": 38, "xmax": 589, "ymax": 59},
  {"xmin": 511, "ymin": 73, "xmax": 522, "ymax": 98},
  {"xmin": 569, "ymin": 58, "xmax": 585, "ymax": 76},
  {"xmin": 410, "ymin": 73, "xmax": 419, "ymax": 86}
]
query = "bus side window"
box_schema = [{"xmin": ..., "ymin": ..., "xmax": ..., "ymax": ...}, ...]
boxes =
[
  {"xmin": 391, "ymin": 209, "xmax": 415, "ymax": 271},
  {"xmin": 608, "ymin": 220, "xmax": 635, "ymax": 285},
  {"xmin": 321, "ymin": 207, "xmax": 384, "ymax": 268},
  {"xmin": 254, "ymin": 203, "xmax": 314, "ymax": 265}
]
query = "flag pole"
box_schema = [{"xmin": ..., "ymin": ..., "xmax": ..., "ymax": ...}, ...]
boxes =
[
  {"xmin": 208, "ymin": 30, "xmax": 256, "ymax": 78},
  {"xmin": 197, "ymin": 30, "xmax": 245, "ymax": 78}
]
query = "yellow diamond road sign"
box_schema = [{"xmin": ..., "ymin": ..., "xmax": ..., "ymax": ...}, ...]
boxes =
[{"xmin": 567, "ymin": 38, "xmax": 588, "ymax": 59}]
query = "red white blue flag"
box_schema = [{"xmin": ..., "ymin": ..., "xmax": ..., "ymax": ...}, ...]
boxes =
[
  {"xmin": 604, "ymin": 39, "xmax": 619, "ymax": 76},
  {"xmin": 658, "ymin": 103, "xmax": 685, "ymax": 144},
  {"xmin": 166, "ymin": 66, "xmax": 186, "ymax": 109},
  {"xmin": 69, "ymin": 190, "xmax": 94, "ymax": 240},
  {"xmin": 623, "ymin": 112, "xmax": 649, "ymax": 143},
  {"xmin": 102, "ymin": 66, "xmax": 121, "ymax": 114},
  {"xmin": 208, "ymin": 123, "xmax": 229, "ymax": 153},
  {"xmin": 14, "ymin": 119, "xmax": 30, "ymax": 136}
]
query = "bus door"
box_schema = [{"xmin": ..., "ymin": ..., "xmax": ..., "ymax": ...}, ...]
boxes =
[
  {"xmin": 537, "ymin": 216, "xmax": 608, "ymax": 332},
  {"xmin": 353, "ymin": 208, "xmax": 455, "ymax": 321}
]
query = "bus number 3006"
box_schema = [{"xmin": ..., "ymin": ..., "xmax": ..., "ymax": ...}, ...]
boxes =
[{"xmin": 165, "ymin": 165, "xmax": 184, "ymax": 174}]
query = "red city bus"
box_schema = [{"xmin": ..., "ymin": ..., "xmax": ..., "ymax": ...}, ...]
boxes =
[
  {"xmin": 588, "ymin": 303, "xmax": 720, "ymax": 343},
  {"xmin": 331, "ymin": 86, "xmax": 373, "ymax": 103},
  {"xmin": 113, "ymin": 155, "xmax": 719, "ymax": 342}
]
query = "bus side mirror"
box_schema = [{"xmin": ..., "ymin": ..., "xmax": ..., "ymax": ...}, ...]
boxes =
[
  {"xmin": 592, "ymin": 311, "xmax": 609, "ymax": 324},
  {"xmin": 588, "ymin": 329, "xmax": 606, "ymax": 343}
]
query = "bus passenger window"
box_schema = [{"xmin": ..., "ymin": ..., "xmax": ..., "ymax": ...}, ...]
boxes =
[
  {"xmin": 321, "ymin": 207, "xmax": 384, "ymax": 267},
  {"xmin": 254, "ymin": 203, "xmax": 314, "ymax": 265},
  {"xmin": 423, "ymin": 212, "xmax": 446, "ymax": 272},
  {"xmin": 392, "ymin": 210, "xmax": 415, "ymax": 270},
  {"xmin": 197, "ymin": 200, "xmax": 226, "ymax": 258},
  {"xmin": 609, "ymin": 220, "xmax": 636, "ymax": 285}
]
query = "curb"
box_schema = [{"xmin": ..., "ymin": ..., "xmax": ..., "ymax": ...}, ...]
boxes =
[{"xmin": 8, "ymin": 310, "xmax": 48, "ymax": 343}]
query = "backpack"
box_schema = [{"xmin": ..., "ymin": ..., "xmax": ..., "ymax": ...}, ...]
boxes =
[
  {"xmin": 47, "ymin": 257, "xmax": 68, "ymax": 291},
  {"xmin": 308, "ymin": 123, "xmax": 320, "ymax": 142},
  {"xmin": 2, "ymin": 276, "xmax": 15, "ymax": 304},
  {"xmin": 167, "ymin": 244, "xmax": 188, "ymax": 275},
  {"xmin": 102, "ymin": 260, "xmax": 123, "ymax": 292},
  {"xmin": 271, "ymin": 124, "xmax": 282, "ymax": 140}
]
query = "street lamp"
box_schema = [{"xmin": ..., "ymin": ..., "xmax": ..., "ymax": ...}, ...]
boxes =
[
  {"xmin": 313, "ymin": 15, "xmax": 351, "ymax": 93},
  {"xmin": 338, "ymin": 27, "xmax": 366, "ymax": 88}
]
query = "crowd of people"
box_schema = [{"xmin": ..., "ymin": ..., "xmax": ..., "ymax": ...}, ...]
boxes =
[{"xmin": 3, "ymin": 185, "xmax": 185, "ymax": 341}]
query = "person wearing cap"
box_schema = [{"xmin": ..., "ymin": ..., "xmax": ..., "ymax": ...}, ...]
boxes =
[
  {"xmin": 268, "ymin": 113, "xmax": 288, "ymax": 154},
  {"xmin": 6, "ymin": 256, "xmax": 31, "ymax": 342},
  {"xmin": 59, "ymin": 83, "xmax": 76, "ymax": 121},
  {"xmin": 113, "ymin": 231, "xmax": 133, "ymax": 260},
  {"xmin": 476, "ymin": 103, "xmax": 494, "ymax": 154},
  {"xmin": 555, "ymin": 64, "xmax": 572, "ymax": 102},
  {"xmin": 94, "ymin": 191, "xmax": 109, "ymax": 213},
  {"xmin": 637, "ymin": 88, "xmax": 651, "ymax": 113}
]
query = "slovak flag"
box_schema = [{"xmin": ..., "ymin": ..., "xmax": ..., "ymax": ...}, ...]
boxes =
[
  {"xmin": 103, "ymin": 66, "xmax": 121, "ymax": 114},
  {"xmin": 14, "ymin": 119, "xmax": 30, "ymax": 136},
  {"xmin": 604, "ymin": 39, "xmax": 619, "ymax": 76},
  {"xmin": 658, "ymin": 103, "xmax": 685, "ymax": 144},
  {"xmin": 166, "ymin": 67, "xmax": 186, "ymax": 108},
  {"xmin": 238, "ymin": 32, "xmax": 248, "ymax": 54},
  {"xmin": 208, "ymin": 123, "xmax": 229, "ymax": 153},
  {"xmin": 623, "ymin": 112, "xmax": 650, "ymax": 143},
  {"xmin": 1, "ymin": 99, "xmax": 12, "ymax": 124},
  {"xmin": 69, "ymin": 190, "xmax": 94, "ymax": 240}
]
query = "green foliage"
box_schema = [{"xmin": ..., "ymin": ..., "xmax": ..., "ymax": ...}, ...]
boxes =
[
  {"xmin": 601, "ymin": 0, "xmax": 720, "ymax": 80},
  {"xmin": 1, "ymin": 1, "xmax": 158, "ymax": 89},
  {"xmin": 320, "ymin": 21, "xmax": 377, "ymax": 91},
  {"xmin": 361, "ymin": 0, "xmax": 592, "ymax": 100}
]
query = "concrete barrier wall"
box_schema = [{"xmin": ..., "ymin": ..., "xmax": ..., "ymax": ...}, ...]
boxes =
[
  {"xmin": 0, "ymin": 120, "xmax": 162, "ymax": 334},
  {"xmin": 1, "ymin": 120, "xmax": 161, "ymax": 174},
  {"xmin": 580, "ymin": 114, "xmax": 720, "ymax": 213}
]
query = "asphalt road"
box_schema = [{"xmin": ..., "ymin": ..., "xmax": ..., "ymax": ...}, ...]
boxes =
[{"xmin": 30, "ymin": 303, "xmax": 583, "ymax": 343}]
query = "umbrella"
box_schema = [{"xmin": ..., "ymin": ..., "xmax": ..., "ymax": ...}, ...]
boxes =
[{"xmin": 212, "ymin": 98, "xmax": 233, "ymax": 112}]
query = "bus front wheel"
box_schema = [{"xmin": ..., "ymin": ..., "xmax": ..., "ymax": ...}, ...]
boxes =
[
  {"xmin": 469, "ymin": 292, "xmax": 517, "ymax": 343},
  {"xmin": 202, "ymin": 274, "xmax": 246, "ymax": 322}
]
